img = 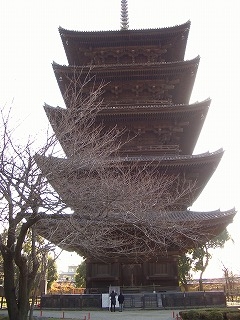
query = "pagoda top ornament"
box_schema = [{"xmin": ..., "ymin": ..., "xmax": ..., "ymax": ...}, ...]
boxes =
[{"xmin": 120, "ymin": 0, "xmax": 129, "ymax": 30}]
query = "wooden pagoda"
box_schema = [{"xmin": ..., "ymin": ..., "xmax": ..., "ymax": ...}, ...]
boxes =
[{"xmin": 36, "ymin": 5, "xmax": 235, "ymax": 292}]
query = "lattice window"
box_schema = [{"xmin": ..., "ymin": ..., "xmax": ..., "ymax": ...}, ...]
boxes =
[
  {"xmin": 92, "ymin": 263, "xmax": 110, "ymax": 276},
  {"xmin": 149, "ymin": 262, "xmax": 169, "ymax": 276}
]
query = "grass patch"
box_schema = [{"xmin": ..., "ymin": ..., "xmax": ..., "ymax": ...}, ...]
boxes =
[{"xmin": 179, "ymin": 307, "xmax": 240, "ymax": 320}]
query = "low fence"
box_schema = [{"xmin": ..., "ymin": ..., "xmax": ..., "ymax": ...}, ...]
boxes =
[{"xmin": 40, "ymin": 291, "xmax": 226, "ymax": 310}]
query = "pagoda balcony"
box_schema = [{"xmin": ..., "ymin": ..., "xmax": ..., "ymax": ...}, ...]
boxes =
[
  {"xmin": 120, "ymin": 145, "xmax": 180, "ymax": 156},
  {"xmin": 101, "ymin": 100, "xmax": 173, "ymax": 109}
]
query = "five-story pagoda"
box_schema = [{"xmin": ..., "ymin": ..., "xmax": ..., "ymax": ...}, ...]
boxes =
[{"xmin": 36, "ymin": 1, "xmax": 235, "ymax": 292}]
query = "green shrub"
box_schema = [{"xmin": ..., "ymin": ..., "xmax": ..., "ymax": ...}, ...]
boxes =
[
  {"xmin": 208, "ymin": 310, "xmax": 223, "ymax": 320},
  {"xmin": 179, "ymin": 310, "xmax": 188, "ymax": 320},
  {"xmin": 226, "ymin": 312, "xmax": 240, "ymax": 320},
  {"xmin": 180, "ymin": 310, "xmax": 202, "ymax": 320},
  {"xmin": 180, "ymin": 309, "xmax": 231, "ymax": 320},
  {"xmin": 187, "ymin": 310, "xmax": 200, "ymax": 320},
  {"xmin": 199, "ymin": 311, "xmax": 210, "ymax": 320}
]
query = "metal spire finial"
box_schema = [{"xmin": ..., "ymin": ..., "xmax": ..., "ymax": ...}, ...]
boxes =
[{"xmin": 120, "ymin": 0, "xmax": 129, "ymax": 30}]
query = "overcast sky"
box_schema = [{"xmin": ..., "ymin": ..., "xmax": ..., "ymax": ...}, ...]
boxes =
[{"xmin": 1, "ymin": 0, "xmax": 239, "ymax": 278}]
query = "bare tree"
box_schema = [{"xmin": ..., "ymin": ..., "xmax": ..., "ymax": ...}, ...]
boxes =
[
  {"xmin": 0, "ymin": 106, "xmax": 62, "ymax": 320},
  {"xmin": 222, "ymin": 264, "xmax": 239, "ymax": 302},
  {"xmin": 0, "ymin": 72, "xmax": 126, "ymax": 320},
  {"xmin": 0, "ymin": 71, "xmax": 232, "ymax": 319}
]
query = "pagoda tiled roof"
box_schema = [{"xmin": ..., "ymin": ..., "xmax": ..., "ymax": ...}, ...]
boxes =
[
  {"xmin": 122, "ymin": 148, "xmax": 223, "ymax": 164},
  {"xmin": 161, "ymin": 209, "xmax": 236, "ymax": 222},
  {"xmin": 35, "ymin": 149, "xmax": 223, "ymax": 208},
  {"xmin": 53, "ymin": 57, "xmax": 199, "ymax": 106},
  {"xmin": 59, "ymin": 21, "xmax": 191, "ymax": 66},
  {"xmin": 44, "ymin": 99, "xmax": 209, "ymax": 156},
  {"xmin": 59, "ymin": 20, "xmax": 190, "ymax": 38},
  {"xmin": 36, "ymin": 148, "xmax": 223, "ymax": 168},
  {"xmin": 44, "ymin": 98, "xmax": 210, "ymax": 117},
  {"xmin": 53, "ymin": 56, "xmax": 199, "ymax": 73},
  {"xmin": 43, "ymin": 100, "xmax": 211, "ymax": 155},
  {"xmin": 35, "ymin": 207, "xmax": 236, "ymax": 258},
  {"xmin": 96, "ymin": 99, "xmax": 211, "ymax": 116}
]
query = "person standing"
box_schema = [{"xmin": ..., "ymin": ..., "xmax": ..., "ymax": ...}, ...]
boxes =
[
  {"xmin": 109, "ymin": 290, "xmax": 117, "ymax": 312},
  {"xmin": 118, "ymin": 292, "xmax": 124, "ymax": 312}
]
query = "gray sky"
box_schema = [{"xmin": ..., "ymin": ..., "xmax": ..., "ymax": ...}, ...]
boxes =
[{"xmin": 1, "ymin": 0, "xmax": 239, "ymax": 278}]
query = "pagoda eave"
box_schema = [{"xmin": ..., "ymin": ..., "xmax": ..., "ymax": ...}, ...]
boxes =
[
  {"xmin": 44, "ymin": 98, "xmax": 210, "ymax": 116},
  {"xmin": 53, "ymin": 58, "xmax": 199, "ymax": 105},
  {"xmin": 35, "ymin": 149, "xmax": 223, "ymax": 209},
  {"xmin": 98, "ymin": 99, "xmax": 211, "ymax": 115},
  {"xmin": 59, "ymin": 21, "xmax": 190, "ymax": 65},
  {"xmin": 35, "ymin": 149, "xmax": 223, "ymax": 172},
  {"xmin": 59, "ymin": 20, "xmax": 191, "ymax": 38},
  {"xmin": 36, "ymin": 208, "xmax": 236, "ymax": 260},
  {"xmin": 53, "ymin": 57, "xmax": 199, "ymax": 74},
  {"xmin": 43, "ymin": 99, "xmax": 209, "ymax": 155}
]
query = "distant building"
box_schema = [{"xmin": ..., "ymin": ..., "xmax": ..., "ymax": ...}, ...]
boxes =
[{"xmin": 58, "ymin": 266, "xmax": 77, "ymax": 282}]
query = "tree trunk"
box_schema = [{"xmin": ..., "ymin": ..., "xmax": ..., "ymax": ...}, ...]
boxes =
[
  {"xmin": 3, "ymin": 253, "xmax": 20, "ymax": 320},
  {"xmin": 18, "ymin": 270, "xmax": 30, "ymax": 320},
  {"xmin": 199, "ymin": 272, "xmax": 204, "ymax": 291},
  {"xmin": 29, "ymin": 271, "xmax": 41, "ymax": 320},
  {"xmin": 3, "ymin": 252, "xmax": 30, "ymax": 320}
]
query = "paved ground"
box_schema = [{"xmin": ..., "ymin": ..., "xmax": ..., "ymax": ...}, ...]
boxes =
[{"xmin": 0, "ymin": 309, "xmax": 182, "ymax": 320}]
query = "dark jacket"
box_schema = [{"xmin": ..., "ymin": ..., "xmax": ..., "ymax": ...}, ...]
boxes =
[
  {"xmin": 110, "ymin": 291, "xmax": 117, "ymax": 304},
  {"xmin": 118, "ymin": 293, "xmax": 124, "ymax": 304}
]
